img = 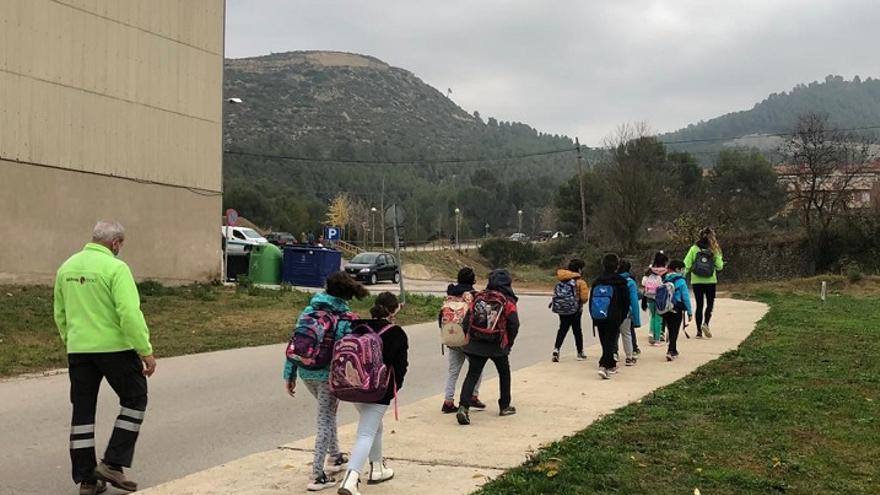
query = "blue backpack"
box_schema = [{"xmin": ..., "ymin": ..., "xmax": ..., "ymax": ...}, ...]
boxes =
[
  {"xmin": 654, "ymin": 281, "xmax": 677, "ymax": 315},
  {"xmin": 589, "ymin": 284, "xmax": 614, "ymax": 321}
]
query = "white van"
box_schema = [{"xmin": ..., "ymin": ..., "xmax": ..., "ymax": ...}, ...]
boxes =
[{"xmin": 221, "ymin": 226, "xmax": 268, "ymax": 255}]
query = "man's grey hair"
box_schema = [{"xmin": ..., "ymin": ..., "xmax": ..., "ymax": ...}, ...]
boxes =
[{"xmin": 92, "ymin": 221, "xmax": 125, "ymax": 243}]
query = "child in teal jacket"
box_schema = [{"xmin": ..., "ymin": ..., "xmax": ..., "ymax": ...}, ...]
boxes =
[{"xmin": 662, "ymin": 260, "xmax": 693, "ymax": 362}]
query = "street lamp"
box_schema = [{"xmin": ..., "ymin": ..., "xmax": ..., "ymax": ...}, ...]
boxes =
[
  {"xmin": 370, "ymin": 207, "xmax": 377, "ymax": 247},
  {"xmin": 485, "ymin": 223, "xmax": 490, "ymax": 238},
  {"xmin": 517, "ymin": 210, "xmax": 523, "ymax": 233},
  {"xmin": 226, "ymin": 97, "xmax": 243, "ymax": 104},
  {"xmin": 454, "ymin": 208, "xmax": 461, "ymax": 251}
]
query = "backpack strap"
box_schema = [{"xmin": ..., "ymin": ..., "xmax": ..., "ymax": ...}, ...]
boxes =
[{"xmin": 377, "ymin": 323, "xmax": 395, "ymax": 335}]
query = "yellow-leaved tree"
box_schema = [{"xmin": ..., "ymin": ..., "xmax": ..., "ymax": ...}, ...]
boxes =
[{"xmin": 326, "ymin": 193, "xmax": 352, "ymax": 240}]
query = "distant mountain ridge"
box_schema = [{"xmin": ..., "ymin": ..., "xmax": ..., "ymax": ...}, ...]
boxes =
[{"xmin": 661, "ymin": 75, "xmax": 880, "ymax": 154}]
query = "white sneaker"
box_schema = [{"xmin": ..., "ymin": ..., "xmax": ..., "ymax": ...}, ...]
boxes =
[
  {"xmin": 337, "ymin": 470, "xmax": 360, "ymax": 495},
  {"xmin": 576, "ymin": 352, "xmax": 587, "ymax": 361},
  {"xmin": 325, "ymin": 454, "xmax": 348, "ymax": 475},
  {"xmin": 368, "ymin": 460, "xmax": 394, "ymax": 484},
  {"xmin": 598, "ymin": 368, "xmax": 609, "ymax": 379},
  {"xmin": 306, "ymin": 473, "xmax": 336, "ymax": 491}
]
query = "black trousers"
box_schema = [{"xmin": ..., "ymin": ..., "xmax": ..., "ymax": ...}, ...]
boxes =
[
  {"xmin": 68, "ymin": 351, "xmax": 148, "ymax": 484},
  {"xmin": 596, "ymin": 322, "xmax": 620, "ymax": 369},
  {"xmin": 460, "ymin": 354, "xmax": 511, "ymax": 409},
  {"xmin": 554, "ymin": 312, "xmax": 584, "ymax": 352},
  {"xmin": 692, "ymin": 283, "xmax": 716, "ymax": 332},
  {"xmin": 663, "ymin": 311, "xmax": 684, "ymax": 355}
]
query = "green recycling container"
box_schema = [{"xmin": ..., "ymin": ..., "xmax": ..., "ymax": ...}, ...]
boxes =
[{"xmin": 248, "ymin": 243, "xmax": 283, "ymax": 285}]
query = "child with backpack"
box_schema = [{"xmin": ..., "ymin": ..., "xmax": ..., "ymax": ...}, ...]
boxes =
[
  {"xmin": 456, "ymin": 269, "xmax": 520, "ymax": 425},
  {"xmin": 684, "ymin": 227, "xmax": 724, "ymax": 339},
  {"xmin": 616, "ymin": 260, "xmax": 642, "ymax": 366},
  {"xmin": 589, "ymin": 254, "xmax": 631, "ymax": 379},
  {"xmin": 336, "ymin": 292, "xmax": 409, "ymax": 495},
  {"xmin": 283, "ymin": 272, "xmax": 370, "ymax": 491},
  {"xmin": 641, "ymin": 251, "xmax": 669, "ymax": 346},
  {"xmin": 658, "ymin": 260, "xmax": 693, "ymax": 361},
  {"xmin": 438, "ymin": 268, "xmax": 486, "ymax": 413},
  {"xmin": 551, "ymin": 259, "xmax": 590, "ymax": 362}
]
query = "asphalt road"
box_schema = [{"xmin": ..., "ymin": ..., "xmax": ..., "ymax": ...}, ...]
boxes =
[{"xmin": 1, "ymin": 294, "xmax": 595, "ymax": 495}]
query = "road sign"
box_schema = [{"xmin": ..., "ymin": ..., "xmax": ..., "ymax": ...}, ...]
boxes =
[
  {"xmin": 324, "ymin": 225, "xmax": 341, "ymax": 241},
  {"xmin": 226, "ymin": 208, "xmax": 239, "ymax": 227},
  {"xmin": 384, "ymin": 205, "xmax": 405, "ymax": 227}
]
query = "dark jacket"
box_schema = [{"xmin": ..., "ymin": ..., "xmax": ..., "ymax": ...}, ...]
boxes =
[
  {"xmin": 438, "ymin": 283, "xmax": 476, "ymax": 327},
  {"xmin": 360, "ymin": 319, "xmax": 409, "ymax": 405},
  {"xmin": 463, "ymin": 270, "xmax": 520, "ymax": 357},
  {"xmin": 588, "ymin": 273, "xmax": 631, "ymax": 327}
]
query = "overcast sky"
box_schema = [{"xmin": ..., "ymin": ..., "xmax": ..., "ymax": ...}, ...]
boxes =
[{"xmin": 226, "ymin": 0, "xmax": 879, "ymax": 146}]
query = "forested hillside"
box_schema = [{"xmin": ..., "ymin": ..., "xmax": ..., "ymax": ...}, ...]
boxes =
[
  {"xmin": 223, "ymin": 51, "xmax": 578, "ymax": 240},
  {"xmin": 661, "ymin": 75, "xmax": 880, "ymax": 158}
]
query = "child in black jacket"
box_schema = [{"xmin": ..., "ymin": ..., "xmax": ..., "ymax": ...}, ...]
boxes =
[{"xmin": 589, "ymin": 253, "xmax": 631, "ymax": 379}]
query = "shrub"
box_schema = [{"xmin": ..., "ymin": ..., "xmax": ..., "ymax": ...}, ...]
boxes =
[
  {"xmin": 479, "ymin": 239, "xmax": 539, "ymax": 268},
  {"xmin": 137, "ymin": 280, "xmax": 167, "ymax": 296}
]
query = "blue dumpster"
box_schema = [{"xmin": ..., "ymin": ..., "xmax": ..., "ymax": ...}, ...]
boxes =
[{"xmin": 282, "ymin": 247, "xmax": 343, "ymax": 287}]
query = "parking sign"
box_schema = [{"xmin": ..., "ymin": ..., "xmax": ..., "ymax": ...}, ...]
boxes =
[{"xmin": 324, "ymin": 225, "xmax": 341, "ymax": 241}]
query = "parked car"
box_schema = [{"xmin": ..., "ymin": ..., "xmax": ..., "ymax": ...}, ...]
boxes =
[
  {"xmin": 551, "ymin": 231, "xmax": 570, "ymax": 240},
  {"xmin": 344, "ymin": 252, "xmax": 400, "ymax": 285},
  {"xmin": 266, "ymin": 231, "xmax": 298, "ymax": 247},
  {"xmin": 536, "ymin": 230, "xmax": 554, "ymax": 242},
  {"xmin": 221, "ymin": 226, "xmax": 268, "ymax": 255},
  {"xmin": 508, "ymin": 232, "xmax": 529, "ymax": 242}
]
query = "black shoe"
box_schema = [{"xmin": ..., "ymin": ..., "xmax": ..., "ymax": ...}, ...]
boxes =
[
  {"xmin": 499, "ymin": 406, "xmax": 517, "ymax": 417},
  {"xmin": 470, "ymin": 396, "xmax": 487, "ymax": 409},
  {"xmin": 456, "ymin": 406, "xmax": 470, "ymax": 425},
  {"xmin": 441, "ymin": 400, "xmax": 457, "ymax": 414},
  {"xmin": 79, "ymin": 481, "xmax": 107, "ymax": 495},
  {"xmin": 552, "ymin": 349, "xmax": 559, "ymax": 362}
]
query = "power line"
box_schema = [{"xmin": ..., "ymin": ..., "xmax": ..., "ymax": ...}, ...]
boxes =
[
  {"xmin": 1, "ymin": 155, "xmax": 223, "ymax": 197},
  {"xmin": 223, "ymin": 147, "xmax": 578, "ymax": 165}
]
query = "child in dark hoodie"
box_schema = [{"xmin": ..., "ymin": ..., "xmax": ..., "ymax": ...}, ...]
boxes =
[
  {"xmin": 457, "ymin": 269, "xmax": 520, "ymax": 425},
  {"xmin": 439, "ymin": 268, "xmax": 485, "ymax": 414},
  {"xmin": 662, "ymin": 260, "xmax": 694, "ymax": 361},
  {"xmin": 590, "ymin": 254, "xmax": 631, "ymax": 379}
]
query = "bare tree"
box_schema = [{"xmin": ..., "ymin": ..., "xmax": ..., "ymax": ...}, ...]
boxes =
[
  {"xmin": 781, "ymin": 113, "xmax": 875, "ymax": 257},
  {"xmin": 598, "ymin": 122, "xmax": 667, "ymax": 248}
]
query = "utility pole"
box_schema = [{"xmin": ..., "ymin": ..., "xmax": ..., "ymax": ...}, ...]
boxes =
[
  {"xmin": 576, "ymin": 138, "xmax": 588, "ymax": 242},
  {"xmin": 380, "ymin": 174, "xmax": 386, "ymax": 250}
]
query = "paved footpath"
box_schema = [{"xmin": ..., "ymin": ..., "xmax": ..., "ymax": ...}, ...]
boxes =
[{"xmin": 141, "ymin": 299, "xmax": 767, "ymax": 495}]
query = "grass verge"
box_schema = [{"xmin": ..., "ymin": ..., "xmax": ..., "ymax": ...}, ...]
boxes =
[
  {"xmin": 0, "ymin": 283, "xmax": 442, "ymax": 377},
  {"xmin": 401, "ymin": 249, "xmax": 556, "ymax": 290},
  {"xmin": 478, "ymin": 286, "xmax": 880, "ymax": 494}
]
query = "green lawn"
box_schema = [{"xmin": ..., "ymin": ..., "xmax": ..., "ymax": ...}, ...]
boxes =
[
  {"xmin": 0, "ymin": 283, "xmax": 441, "ymax": 377},
  {"xmin": 478, "ymin": 289, "xmax": 880, "ymax": 494}
]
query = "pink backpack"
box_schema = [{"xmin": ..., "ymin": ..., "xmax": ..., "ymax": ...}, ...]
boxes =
[{"xmin": 329, "ymin": 322, "xmax": 394, "ymax": 403}]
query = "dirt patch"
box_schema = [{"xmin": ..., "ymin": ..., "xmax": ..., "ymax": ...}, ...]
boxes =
[{"xmin": 403, "ymin": 263, "xmax": 433, "ymax": 280}]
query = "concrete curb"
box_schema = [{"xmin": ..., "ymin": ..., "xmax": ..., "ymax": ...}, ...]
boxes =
[{"xmin": 140, "ymin": 298, "xmax": 768, "ymax": 495}]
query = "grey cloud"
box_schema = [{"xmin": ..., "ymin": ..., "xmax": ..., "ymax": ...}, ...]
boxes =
[{"xmin": 227, "ymin": 0, "xmax": 880, "ymax": 145}]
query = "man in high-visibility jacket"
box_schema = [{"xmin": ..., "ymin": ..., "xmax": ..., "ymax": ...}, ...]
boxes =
[{"xmin": 54, "ymin": 221, "xmax": 156, "ymax": 495}]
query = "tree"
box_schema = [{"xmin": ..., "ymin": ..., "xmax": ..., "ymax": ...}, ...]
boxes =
[
  {"xmin": 708, "ymin": 149, "xmax": 785, "ymax": 229},
  {"xmin": 781, "ymin": 112, "xmax": 875, "ymax": 262},
  {"xmin": 326, "ymin": 193, "xmax": 353, "ymax": 239},
  {"xmin": 600, "ymin": 124, "xmax": 667, "ymax": 248}
]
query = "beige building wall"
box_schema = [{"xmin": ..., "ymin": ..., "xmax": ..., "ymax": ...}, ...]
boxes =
[{"xmin": 0, "ymin": 0, "xmax": 225, "ymax": 284}]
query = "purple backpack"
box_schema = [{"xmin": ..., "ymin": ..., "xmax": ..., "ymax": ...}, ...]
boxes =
[
  {"xmin": 286, "ymin": 310, "xmax": 354, "ymax": 370},
  {"xmin": 329, "ymin": 322, "xmax": 393, "ymax": 403}
]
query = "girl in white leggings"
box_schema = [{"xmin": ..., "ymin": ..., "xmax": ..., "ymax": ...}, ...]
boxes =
[{"xmin": 338, "ymin": 293, "xmax": 409, "ymax": 495}]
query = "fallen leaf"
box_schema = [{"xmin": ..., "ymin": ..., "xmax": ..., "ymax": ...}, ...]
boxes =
[{"xmin": 694, "ymin": 489, "xmax": 702, "ymax": 495}]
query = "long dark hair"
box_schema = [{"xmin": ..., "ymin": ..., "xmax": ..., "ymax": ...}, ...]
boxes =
[
  {"xmin": 698, "ymin": 227, "xmax": 722, "ymax": 255},
  {"xmin": 325, "ymin": 271, "xmax": 370, "ymax": 300},
  {"xmin": 370, "ymin": 292, "xmax": 400, "ymax": 319}
]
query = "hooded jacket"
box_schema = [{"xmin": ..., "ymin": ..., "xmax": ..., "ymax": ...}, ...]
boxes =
[
  {"xmin": 463, "ymin": 269, "xmax": 520, "ymax": 357},
  {"xmin": 618, "ymin": 272, "xmax": 643, "ymax": 327},
  {"xmin": 663, "ymin": 272, "xmax": 694, "ymax": 316},
  {"xmin": 684, "ymin": 241, "xmax": 724, "ymax": 285},
  {"xmin": 588, "ymin": 272, "xmax": 631, "ymax": 326},
  {"xmin": 556, "ymin": 269, "xmax": 590, "ymax": 306},
  {"xmin": 283, "ymin": 292, "xmax": 355, "ymax": 382}
]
